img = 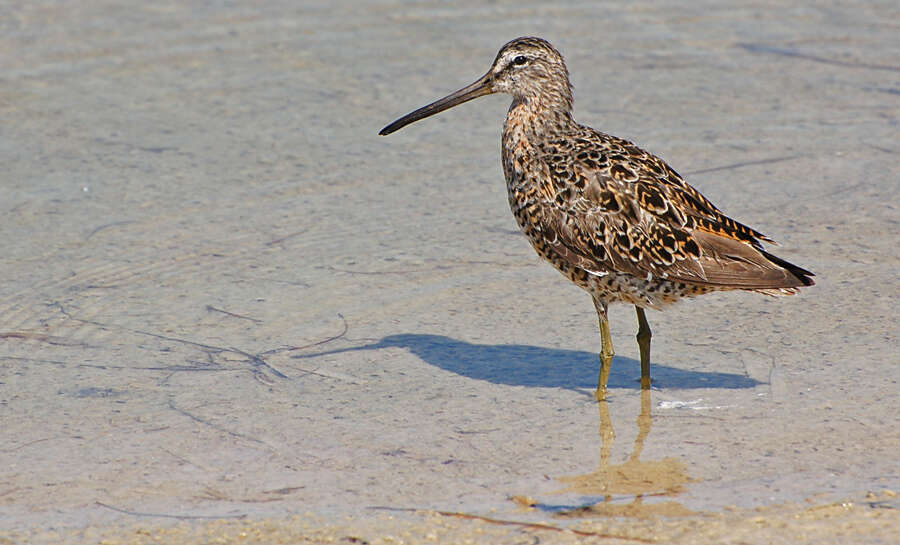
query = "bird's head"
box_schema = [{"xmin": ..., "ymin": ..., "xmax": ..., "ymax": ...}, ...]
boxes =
[{"xmin": 379, "ymin": 37, "xmax": 573, "ymax": 136}]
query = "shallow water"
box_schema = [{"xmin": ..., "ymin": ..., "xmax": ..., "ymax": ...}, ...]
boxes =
[{"xmin": 1, "ymin": 1, "xmax": 898, "ymax": 541}]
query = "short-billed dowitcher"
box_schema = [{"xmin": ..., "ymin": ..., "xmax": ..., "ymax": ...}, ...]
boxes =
[{"xmin": 379, "ymin": 37, "xmax": 814, "ymax": 400}]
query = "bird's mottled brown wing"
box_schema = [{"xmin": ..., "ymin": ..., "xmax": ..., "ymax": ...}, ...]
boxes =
[{"xmin": 533, "ymin": 127, "xmax": 809, "ymax": 289}]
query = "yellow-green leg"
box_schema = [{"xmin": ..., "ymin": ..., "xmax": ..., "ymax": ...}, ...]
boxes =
[
  {"xmin": 593, "ymin": 298, "xmax": 614, "ymax": 401},
  {"xmin": 635, "ymin": 306, "xmax": 652, "ymax": 389}
]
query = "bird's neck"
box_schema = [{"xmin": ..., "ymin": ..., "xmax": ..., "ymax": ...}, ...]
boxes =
[{"xmin": 503, "ymin": 96, "xmax": 575, "ymax": 142}]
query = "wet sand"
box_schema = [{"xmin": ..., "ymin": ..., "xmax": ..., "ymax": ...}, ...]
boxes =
[
  {"xmin": 3, "ymin": 491, "xmax": 899, "ymax": 544},
  {"xmin": 1, "ymin": 1, "xmax": 898, "ymax": 543}
]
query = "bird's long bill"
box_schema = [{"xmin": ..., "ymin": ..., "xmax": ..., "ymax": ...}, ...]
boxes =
[{"xmin": 379, "ymin": 72, "xmax": 493, "ymax": 136}]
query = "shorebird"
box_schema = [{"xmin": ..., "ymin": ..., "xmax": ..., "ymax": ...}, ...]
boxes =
[{"xmin": 379, "ymin": 37, "xmax": 814, "ymax": 400}]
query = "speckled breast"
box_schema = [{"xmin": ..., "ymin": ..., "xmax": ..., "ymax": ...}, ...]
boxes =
[{"xmin": 500, "ymin": 128, "xmax": 714, "ymax": 309}]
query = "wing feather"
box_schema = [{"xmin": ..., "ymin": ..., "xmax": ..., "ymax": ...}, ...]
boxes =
[{"xmin": 532, "ymin": 127, "xmax": 812, "ymax": 289}]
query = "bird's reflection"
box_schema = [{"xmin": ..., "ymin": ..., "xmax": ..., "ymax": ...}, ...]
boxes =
[
  {"xmin": 300, "ymin": 333, "xmax": 699, "ymax": 517},
  {"xmin": 530, "ymin": 390, "xmax": 695, "ymax": 518}
]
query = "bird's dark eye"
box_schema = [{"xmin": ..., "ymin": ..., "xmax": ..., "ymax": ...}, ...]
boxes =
[{"xmin": 513, "ymin": 55, "xmax": 528, "ymax": 66}]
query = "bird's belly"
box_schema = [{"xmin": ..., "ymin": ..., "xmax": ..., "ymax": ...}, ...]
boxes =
[
  {"xmin": 503, "ymin": 162, "xmax": 715, "ymax": 309},
  {"xmin": 513, "ymin": 214, "xmax": 714, "ymax": 309}
]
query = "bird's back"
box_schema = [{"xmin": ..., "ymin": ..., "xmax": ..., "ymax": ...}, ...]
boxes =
[{"xmin": 502, "ymin": 112, "xmax": 813, "ymax": 308}]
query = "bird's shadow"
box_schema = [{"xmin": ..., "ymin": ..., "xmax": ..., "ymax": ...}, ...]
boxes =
[{"xmin": 297, "ymin": 333, "xmax": 760, "ymax": 391}]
